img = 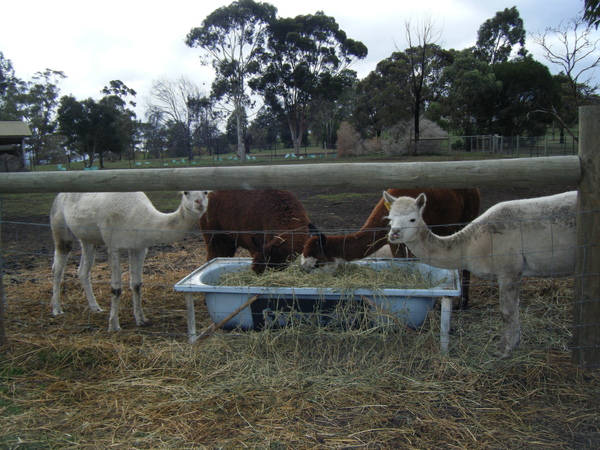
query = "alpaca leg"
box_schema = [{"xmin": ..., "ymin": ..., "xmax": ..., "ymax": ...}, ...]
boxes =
[
  {"xmin": 129, "ymin": 248, "xmax": 151, "ymax": 327},
  {"xmin": 51, "ymin": 242, "xmax": 72, "ymax": 316},
  {"xmin": 495, "ymin": 276, "xmax": 521, "ymax": 358},
  {"xmin": 390, "ymin": 243, "xmax": 408, "ymax": 258},
  {"xmin": 78, "ymin": 243, "xmax": 103, "ymax": 312},
  {"xmin": 205, "ymin": 235, "xmax": 237, "ymax": 260},
  {"xmin": 459, "ymin": 269, "xmax": 471, "ymax": 310},
  {"xmin": 107, "ymin": 250, "xmax": 123, "ymax": 331}
]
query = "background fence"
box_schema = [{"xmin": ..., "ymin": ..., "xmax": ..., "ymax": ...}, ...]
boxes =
[{"xmin": 447, "ymin": 133, "xmax": 578, "ymax": 157}]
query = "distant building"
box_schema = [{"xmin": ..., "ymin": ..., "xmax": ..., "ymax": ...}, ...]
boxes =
[{"xmin": 0, "ymin": 121, "xmax": 31, "ymax": 172}]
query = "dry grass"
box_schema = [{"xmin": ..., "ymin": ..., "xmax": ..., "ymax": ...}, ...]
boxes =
[
  {"xmin": 1, "ymin": 229, "xmax": 600, "ymax": 448},
  {"xmin": 219, "ymin": 259, "xmax": 438, "ymax": 290}
]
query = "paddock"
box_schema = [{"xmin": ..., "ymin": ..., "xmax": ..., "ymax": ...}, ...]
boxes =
[{"xmin": 0, "ymin": 107, "xmax": 598, "ymax": 447}]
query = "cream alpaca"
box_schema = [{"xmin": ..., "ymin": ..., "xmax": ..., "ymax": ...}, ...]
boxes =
[
  {"xmin": 384, "ymin": 190, "xmax": 577, "ymax": 357},
  {"xmin": 51, "ymin": 190, "xmax": 210, "ymax": 331}
]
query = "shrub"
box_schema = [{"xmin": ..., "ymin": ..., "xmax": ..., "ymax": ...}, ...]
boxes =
[
  {"xmin": 363, "ymin": 136, "xmax": 382, "ymax": 154},
  {"xmin": 381, "ymin": 119, "xmax": 448, "ymax": 156},
  {"xmin": 336, "ymin": 122, "xmax": 364, "ymax": 157}
]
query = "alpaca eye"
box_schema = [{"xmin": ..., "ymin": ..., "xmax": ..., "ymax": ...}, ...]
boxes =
[
  {"xmin": 183, "ymin": 191, "xmax": 189, "ymax": 196},
  {"xmin": 410, "ymin": 219, "xmax": 416, "ymax": 223}
]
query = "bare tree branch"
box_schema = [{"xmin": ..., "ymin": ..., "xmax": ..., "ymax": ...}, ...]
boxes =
[{"xmin": 531, "ymin": 16, "xmax": 600, "ymax": 104}]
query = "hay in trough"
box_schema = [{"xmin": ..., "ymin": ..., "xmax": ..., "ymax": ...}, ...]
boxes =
[{"xmin": 219, "ymin": 259, "xmax": 440, "ymax": 291}]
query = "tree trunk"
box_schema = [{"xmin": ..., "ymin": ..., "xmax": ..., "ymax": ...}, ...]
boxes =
[
  {"xmin": 290, "ymin": 117, "xmax": 304, "ymax": 156},
  {"xmin": 236, "ymin": 109, "xmax": 246, "ymax": 163},
  {"xmin": 412, "ymin": 92, "xmax": 421, "ymax": 157}
]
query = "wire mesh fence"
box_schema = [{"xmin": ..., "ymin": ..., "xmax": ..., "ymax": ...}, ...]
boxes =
[
  {"xmin": 414, "ymin": 134, "xmax": 578, "ymax": 157},
  {"xmin": 0, "ymin": 212, "xmax": 581, "ymax": 356}
]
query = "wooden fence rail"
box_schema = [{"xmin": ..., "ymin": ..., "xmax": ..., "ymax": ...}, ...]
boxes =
[
  {"xmin": 1, "ymin": 105, "xmax": 599, "ymax": 368},
  {"xmin": 0, "ymin": 156, "xmax": 581, "ymax": 193}
]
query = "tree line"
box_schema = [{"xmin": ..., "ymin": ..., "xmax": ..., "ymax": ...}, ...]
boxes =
[{"xmin": 1, "ymin": 1, "xmax": 599, "ymax": 167}]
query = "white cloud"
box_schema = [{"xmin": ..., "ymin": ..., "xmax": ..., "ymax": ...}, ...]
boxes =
[{"xmin": 0, "ymin": 0, "xmax": 594, "ymax": 119}]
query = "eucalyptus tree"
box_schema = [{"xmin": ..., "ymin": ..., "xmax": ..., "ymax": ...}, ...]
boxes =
[
  {"xmin": 20, "ymin": 69, "xmax": 66, "ymax": 166},
  {"xmin": 402, "ymin": 16, "xmax": 452, "ymax": 154},
  {"xmin": 584, "ymin": 0, "xmax": 600, "ymax": 28},
  {"xmin": 100, "ymin": 80, "xmax": 138, "ymax": 161},
  {"xmin": 58, "ymin": 96, "xmax": 101, "ymax": 167},
  {"xmin": 102, "ymin": 79, "xmax": 137, "ymax": 110},
  {"xmin": 492, "ymin": 57, "xmax": 558, "ymax": 137},
  {"xmin": 474, "ymin": 6, "xmax": 527, "ymax": 65},
  {"xmin": 352, "ymin": 72, "xmax": 387, "ymax": 139},
  {"xmin": 0, "ymin": 52, "xmax": 27, "ymax": 120},
  {"xmin": 248, "ymin": 106, "xmax": 279, "ymax": 150},
  {"xmin": 139, "ymin": 115, "xmax": 168, "ymax": 160},
  {"xmin": 185, "ymin": 0, "xmax": 277, "ymax": 162},
  {"xmin": 57, "ymin": 90, "xmax": 136, "ymax": 168},
  {"xmin": 251, "ymin": 11, "xmax": 367, "ymax": 155},
  {"xmin": 433, "ymin": 49, "xmax": 502, "ymax": 138},
  {"xmin": 353, "ymin": 57, "xmax": 413, "ymax": 139},
  {"xmin": 310, "ymin": 76, "xmax": 357, "ymax": 150}
]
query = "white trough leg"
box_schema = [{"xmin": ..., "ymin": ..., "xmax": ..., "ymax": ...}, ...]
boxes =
[
  {"xmin": 185, "ymin": 292, "xmax": 197, "ymax": 343},
  {"xmin": 440, "ymin": 296, "xmax": 452, "ymax": 353}
]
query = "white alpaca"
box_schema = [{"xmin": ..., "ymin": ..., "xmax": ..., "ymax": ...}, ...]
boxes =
[
  {"xmin": 51, "ymin": 190, "xmax": 210, "ymax": 331},
  {"xmin": 384, "ymin": 190, "xmax": 577, "ymax": 357}
]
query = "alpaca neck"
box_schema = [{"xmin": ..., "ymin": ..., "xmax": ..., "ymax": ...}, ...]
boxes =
[
  {"xmin": 326, "ymin": 230, "xmax": 388, "ymax": 261},
  {"xmin": 130, "ymin": 204, "xmax": 197, "ymax": 247},
  {"xmin": 405, "ymin": 225, "xmax": 467, "ymax": 271}
]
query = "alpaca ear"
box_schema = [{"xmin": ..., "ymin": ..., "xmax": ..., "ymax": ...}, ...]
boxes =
[
  {"xmin": 308, "ymin": 222, "xmax": 320, "ymax": 235},
  {"xmin": 416, "ymin": 193, "xmax": 427, "ymax": 211},
  {"xmin": 383, "ymin": 191, "xmax": 396, "ymax": 210},
  {"xmin": 317, "ymin": 232, "xmax": 327, "ymax": 250}
]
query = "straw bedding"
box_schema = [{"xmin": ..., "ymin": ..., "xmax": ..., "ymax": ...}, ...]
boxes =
[
  {"xmin": 218, "ymin": 259, "xmax": 439, "ymax": 291},
  {"xmin": 1, "ymin": 227, "xmax": 599, "ymax": 448}
]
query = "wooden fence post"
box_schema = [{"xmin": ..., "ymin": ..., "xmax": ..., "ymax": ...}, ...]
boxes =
[
  {"xmin": 573, "ymin": 105, "xmax": 600, "ymax": 368},
  {"xmin": 0, "ymin": 195, "xmax": 5, "ymax": 348}
]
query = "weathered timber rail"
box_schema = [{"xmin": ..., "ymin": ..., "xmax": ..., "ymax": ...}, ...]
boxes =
[{"xmin": 0, "ymin": 156, "xmax": 581, "ymax": 194}]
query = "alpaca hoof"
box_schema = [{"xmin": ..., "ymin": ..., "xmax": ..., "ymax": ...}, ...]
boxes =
[
  {"xmin": 90, "ymin": 306, "xmax": 104, "ymax": 312},
  {"xmin": 138, "ymin": 319, "xmax": 152, "ymax": 327},
  {"xmin": 52, "ymin": 308, "xmax": 64, "ymax": 316},
  {"xmin": 108, "ymin": 325, "xmax": 122, "ymax": 332},
  {"xmin": 493, "ymin": 350, "xmax": 510, "ymax": 359},
  {"xmin": 455, "ymin": 300, "xmax": 469, "ymax": 311},
  {"xmin": 493, "ymin": 343, "xmax": 512, "ymax": 359}
]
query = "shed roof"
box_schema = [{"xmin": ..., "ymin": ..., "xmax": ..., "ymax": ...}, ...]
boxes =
[{"xmin": 0, "ymin": 121, "xmax": 32, "ymax": 138}]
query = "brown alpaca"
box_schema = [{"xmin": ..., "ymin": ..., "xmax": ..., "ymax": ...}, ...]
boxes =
[
  {"xmin": 301, "ymin": 188, "xmax": 481, "ymax": 308},
  {"xmin": 200, "ymin": 190, "xmax": 316, "ymax": 274}
]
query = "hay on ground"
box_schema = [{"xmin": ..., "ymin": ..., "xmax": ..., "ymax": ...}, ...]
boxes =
[{"xmin": 1, "ymin": 234, "xmax": 599, "ymax": 449}]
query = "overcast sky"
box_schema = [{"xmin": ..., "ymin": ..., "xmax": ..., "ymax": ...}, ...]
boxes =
[{"xmin": 0, "ymin": 0, "xmax": 593, "ymax": 118}]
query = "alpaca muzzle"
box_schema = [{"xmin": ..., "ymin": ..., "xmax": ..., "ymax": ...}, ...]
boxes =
[{"xmin": 388, "ymin": 227, "xmax": 402, "ymax": 243}]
